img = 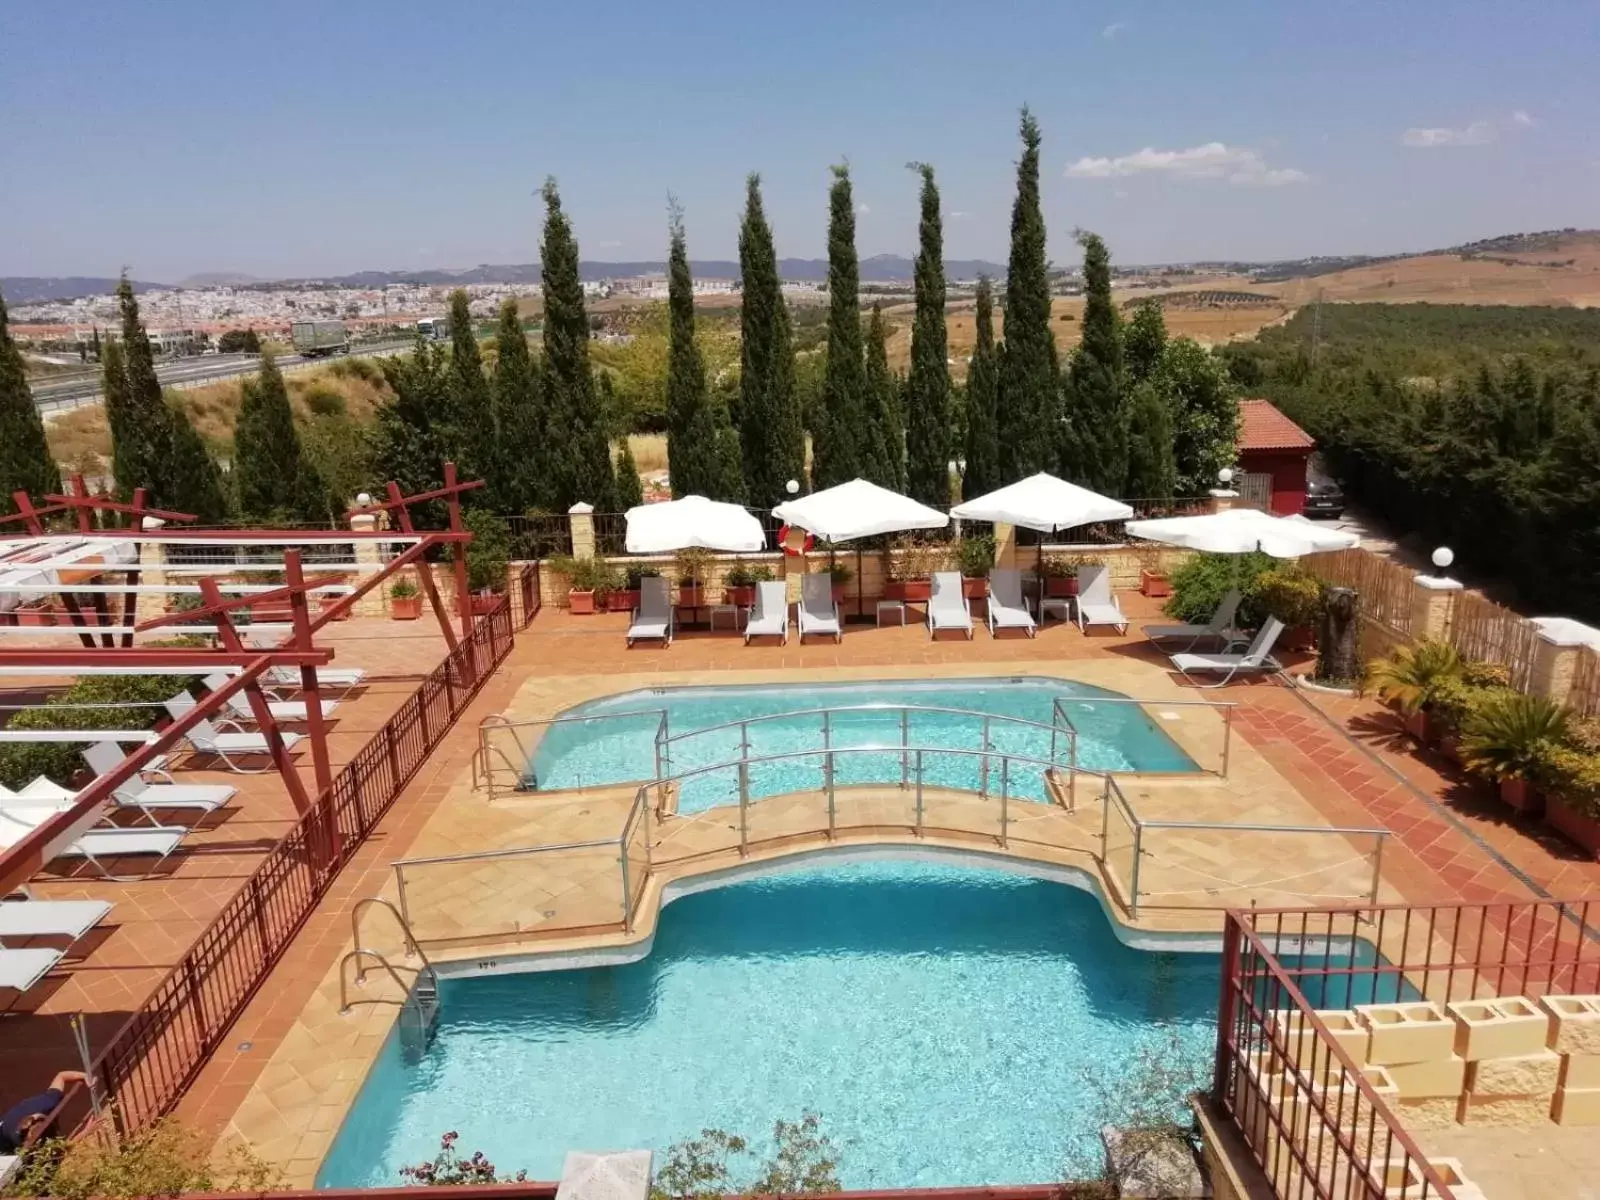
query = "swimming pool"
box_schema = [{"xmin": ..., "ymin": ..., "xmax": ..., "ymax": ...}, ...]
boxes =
[
  {"xmin": 318, "ymin": 861, "xmax": 1224, "ymax": 1189},
  {"xmin": 523, "ymin": 677, "xmax": 1198, "ymax": 812}
]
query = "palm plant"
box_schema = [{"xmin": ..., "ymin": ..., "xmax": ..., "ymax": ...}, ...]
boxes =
[
  {"xmin": 1366, "ymin": 639, "xmax": 1463, "ymax": 716},
  {"xmin": 1460, "ymin": 692, "xmax": 1572, "ymax": 782}
]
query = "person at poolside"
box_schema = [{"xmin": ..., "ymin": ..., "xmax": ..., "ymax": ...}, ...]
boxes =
[{"xmin": 0, "ymin": 1071, "xmax": 87, "ymax": 1156}]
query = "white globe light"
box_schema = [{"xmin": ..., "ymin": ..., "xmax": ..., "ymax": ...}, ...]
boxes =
[
  {"xmin": 785, "ymin": 479, "xmax": 800, "ymax": 496},
  {"xmin": 356, "ymin": 492, "xmax": 372, "ymax": 507},
  {"xmin": 1217, "ymin": 467, "xmax": 1235, "ymax": 485},
  {"xmin": 1432, "ymin": 546, "xmax": 1454, "ymax": 570}
]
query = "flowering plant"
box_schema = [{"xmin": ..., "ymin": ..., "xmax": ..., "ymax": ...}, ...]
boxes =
[{"xmin": 400, "ymin": 1131, "xmax": 528, "ymax": 1186}]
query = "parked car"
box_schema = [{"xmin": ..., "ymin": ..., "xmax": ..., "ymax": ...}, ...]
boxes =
[{"xmin": 1303, "ymin": 477, "xmax": 1345, "ymax": 519}]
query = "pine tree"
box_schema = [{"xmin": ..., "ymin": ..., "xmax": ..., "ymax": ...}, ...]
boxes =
[
  {"xmin": 614, "ymin": 429, "xmax": 644, "ymax": 510},
  {"xmin": 234, "ymin": 349, "xmax": 309, "ymax": 519},
  {"xmin": 1065, "ymin": 230, "xmax": 1128, "ymax": 494},
  {"xmin": 493, "ymin": 299, "xmax": 544, "ymax": 511},
  {"xmin": 0, "ymin": 287, "xmax": 61, "ymax": 513},
  {"xmin": 1124, "ymin": 381, "xmax": 1177, "ymax": 501},
  {"xmin": 737, "ymin": 175, "xmax": 805, "ymax": 504},
  {"xmin": 997, "ymin": 108, "xmax": 1058, "ymax": 484},
  {"xmin": 904, "ymin": 162, "xmax": 950, "ymax": 505},
  {"xmin": 864, "ymin": 305, "xmax": 904, "ymax": 490},
  {"xmin": 541, "ymin": 178, "xmax": 614, "ymax": 510},
  {"xmin": 110, "ymin": 275, "xmax": 172, "ymax": 500},
  {"xmin": 962, "ymin": 275, "xmax": 1002, "ymax": 499},
  {"xmin": 814, "ymin": 163, "xmax": 868, "ymax": 488},
  {"xmin": 446, "ymin": 288, "xmax": 495, "ymax": 498},
  {"xmin": 664, "ymin": 200, "xmax": 715, "ymax": 497}
]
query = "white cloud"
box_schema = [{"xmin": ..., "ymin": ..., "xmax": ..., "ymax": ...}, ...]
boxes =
[
  {"xmin": 948, "ymin": 210, "xmax": 970, "ymax": 219},
  {"xmin": 1511, "ymin": 109, "xmax": 1537, "ymax": 127},
  {"xmin": 1101, "ymin": 21, "xmax": 1126, "ymax": 39},
  {"xmin": 856, "ymin": 203, "xmax": 871, "ymax": 215},
  {"xmin": 1064, "ymin": 141, "xmax": 1308, "ymax": 186},
  {"xmin": 1401, "ymin": 121, "xmax": 1496, "ymax": 147}
]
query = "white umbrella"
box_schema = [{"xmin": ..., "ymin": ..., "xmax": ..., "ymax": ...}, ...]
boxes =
[
  {"xmin": 771, "ymin": 478, "xmax": 948, "ymax": 543},
  {"xmin": 623, "ymin": 495, "xmax": 765, "ymax": 553},
  {"xmin": 950, "ymin": 472, "xmax": 1133, "ymax": 532},
  {"xmin": 1126, "ymin": 507, "xmax": 1360, "ymax": 559}
]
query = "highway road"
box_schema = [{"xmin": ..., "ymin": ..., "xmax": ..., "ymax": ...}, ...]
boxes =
[{"xmin": 31, "ymin": 341, "xmax": 414, "ymax": 415}]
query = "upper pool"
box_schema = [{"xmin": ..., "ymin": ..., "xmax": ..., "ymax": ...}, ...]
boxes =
[{"xmin": 524, "ymin": 677, "xmax": 1199, "ymax": 812}]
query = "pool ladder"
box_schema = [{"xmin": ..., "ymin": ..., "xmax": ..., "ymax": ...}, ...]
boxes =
[{"xmin": 341, "ymin": 898, "xmax": 441, "ymax": 1061}]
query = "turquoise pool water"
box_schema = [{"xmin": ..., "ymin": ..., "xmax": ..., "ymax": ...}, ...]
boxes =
[
  {"xmin": 318, "ymin": 862, "xmax": 1224, "ymax": 1189},
  {"xmin": 524, "ymin": 677, "xmax": 1198, "ymax": 812}
]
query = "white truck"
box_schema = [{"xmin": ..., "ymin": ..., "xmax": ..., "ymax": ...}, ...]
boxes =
[{"xmin": 290, "ymin": 319, "xmax": 349, "ymax": 358}]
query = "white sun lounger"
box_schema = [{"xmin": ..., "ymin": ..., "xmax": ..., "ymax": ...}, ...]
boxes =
[
  {"xmin": 929, "ymin": 572, "xmax": 973, "ymax": 640},
  {"xmin": 0, "ymin": 899, "xmax": 113, "ymax": 941},
  {"xmin": 163, "ymin": 693, "xmax": 302, "ymax": 773},
  {"xmin": 744, "ymin": 580, "xmax": 789, "ymax": 645},
  {"xmin": 1143, "ymin": 589, "xmax": 1244, "ymax": 651},
  {"xmin": 0, "ymin": 947, "xmax": 63, "ymax": 993},
  {"xmin": 199, "ymin": 674, "xmax": 340, "ymax": 723},
  {"xmin": 626, "ymin": 577, "xmax": 674, "ymax": 647},
  {"xmin": 83, "ymin": 742, "xmax": 236, "ymax": 816},
  {"xmin": 798, "ymin": 575, "xmax": 842, "ymax": 644},
  {"xmin": 1170, "ymin": 618, "xmax": 1286, "ymax": 687},
  {"xmin": 986, "ymin": 569, "xmax": 1036, "ymax": 639},
  {"xmin": 1074, "ymin": 565, "xmax": 1128, "ymax": 635},
  {"xmin": 0, "ymin": 806, "xmax": 186, "ymax": 877},
  {"xmin": 265, "ymin": 663, "xmax": 368, "ymax": 694}
]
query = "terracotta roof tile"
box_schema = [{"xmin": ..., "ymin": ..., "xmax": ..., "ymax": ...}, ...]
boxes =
[{"xmin": 1238, "ymin": 399, "xmax": 1316, "ymax": 452}]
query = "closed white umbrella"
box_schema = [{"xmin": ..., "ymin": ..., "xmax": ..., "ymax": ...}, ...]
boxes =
[
  {"xmin": 1126, "ymin": 507, "xmax": 1360, "ymax": 559},
  {"xmin": 950, "ymin": 472, "xmax": 1133, "ymax": 532},
  {"xmin": 771, "ymin": 478, "xmax": 948, "ymax": 543},
  {"xmin": 623, "ymin": 495, "xmax": 765, "ymax": 553}
]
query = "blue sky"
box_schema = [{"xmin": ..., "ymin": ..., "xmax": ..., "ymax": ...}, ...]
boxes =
[{"xmin": 3, "ymin": 0, "xmax": 1595, "ymax": 281}]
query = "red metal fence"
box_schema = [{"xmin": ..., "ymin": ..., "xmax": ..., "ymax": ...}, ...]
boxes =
[
  {"xmin": 61, "ymin": 600, "xmax": 516, "ymax": 1139},
  {"xmin": 1214, "ymin": 899, "xmax": 1600, "ymax": 1199},
  {"xmin": 512, "ymin": 560, "xmax": 542, "ymax": 628}
]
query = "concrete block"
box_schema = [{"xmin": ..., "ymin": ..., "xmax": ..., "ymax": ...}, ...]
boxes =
[
  {"xmin": 555, "ymin": 1150, "xmax": 652, "ymax": 1200},
  {"xmin": 1458, "ymin": 1093, "xmax": 1552, "ymax": 1126},
  {"xmin": 1394, "ymin": 1095, "xmax": 1461, "ymax": 1130},
  {"xmin": 1467, "ymin": 1048, "xmax": 1561, "ymax": 1097},
  {"xmin": 1423, "ymin": 1157, "xmax": 1481, "ymax": 1194},
  {"xmin": 1551, "ymin": 1085, "xmax": 1600, "ymax": 1126},
  {"xmin": 1386, "ymin": 1054, "xmax": 1466, "ymax": 1100},
  {"xmin": 1316, "ymin": 1066, "xmax": 1399, "ymax": 1130},
  {"xmin": 1561, "ymin": 1052, "xmax": 1600, "ymax": 1089},
  {"xmin": 1447, "ymin": 995, "xmax": 1550, "ymax": 1061},
  {"xmin": 1355, "ymin": 1001, "xmax": 1454, "ymax": 1065},
  {"xmin": 1272, "ymin": 1008, "xmax": 1369, "ymax": 1070},
  {"xmin": 1540, "ymin": 994, "xmax": 1600, "ymax": 1054}
]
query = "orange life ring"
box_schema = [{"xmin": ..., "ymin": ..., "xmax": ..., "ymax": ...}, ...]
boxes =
[{"xmin": 779, "ymin": 524, "xmax": 815, "ymax": 556}]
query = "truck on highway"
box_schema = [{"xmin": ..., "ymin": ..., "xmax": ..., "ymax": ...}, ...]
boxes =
[{"xmin": 290, "ymin": 319, "xmax": 349, "ymax": 358}]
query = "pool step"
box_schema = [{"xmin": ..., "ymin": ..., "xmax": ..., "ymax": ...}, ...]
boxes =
[{"xmin": 400, "ymin": 977, "xmax": 441, "ymax": 1063}]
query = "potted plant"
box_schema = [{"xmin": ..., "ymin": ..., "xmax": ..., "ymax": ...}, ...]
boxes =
[
  {"xmin": 610, "ymin": 564, "xmax": 653, "ymax": 613},
  {"xmin": 1137, "ymin": 546, "xmax": 1171, "ymax": 598},
  {"xmin": 14, "ymin": 600, "xmax": 56, "ymax": 627},
  {"xmin": 1460, "ymin": 692, "xmax": 1572, "ymax": 815},
  {"xmin": 1039, "ymin": 555, "xmax": 1080, "ymax": 598},
  {"xmin": 722, "ymin": 563, "xmax": 771, "ymax": 608},
  {"xmin": 591, "ymin": 560, "xmax": 620, "ymax": 614},
  {"xmin": 389, "ymin": 575, "xmax": 422, "ymax": 620},
  {"xmin": 460, "ymin": 510, "xmax": 513, "ymax": 615},
  {"xmin": 885, "ymin": 537, "xmax": 936, "ymax": 603},
  {"xmin": 675, "ymin": 547, "xmax": 711, "ymax": 608},
  {"xmin": 1255, "ymin": 565, "xmax": 1323, "ymax": 652},
  {"xmin": 552, "ymin": 555, "xmax": 601, "ymax": 615},
  {"xmin": 1427, "ymin": 662, "xmax": 1514, "ymax": 763},
  {"xmin": 1367, "ymin": 639, "xmax": 1463, "ymax": 744},
  {"xmin": 955, "ymin": 534, "xmax": 996, "ymax": 600},
  {"xmin": 826, "ymin": 561, "xmax": 852, "ymax": 604},
  {"xmin": 1539, "ymin": 742, "xmax": 1600, "ymax": 859}
]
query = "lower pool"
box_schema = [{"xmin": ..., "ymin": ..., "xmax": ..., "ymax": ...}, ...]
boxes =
[
  {"xmin": 318, "ymin": 862, "xmax": 1223, "ymax": 1190},
  {"xmin": 524, "ymin": 677, "xmax": 1199, "ymax": 812}
]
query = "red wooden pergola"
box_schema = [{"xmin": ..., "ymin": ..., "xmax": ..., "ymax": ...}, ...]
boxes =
[{"xmin": 0, "ymin": 464, "xmax": 483, "ymax": 897}]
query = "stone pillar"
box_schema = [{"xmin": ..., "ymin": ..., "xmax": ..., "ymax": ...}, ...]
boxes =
[
  {"xmin": 782, "ymin": 525, "xmax": 812, "ymax": 603},
  {"xmin": 1529, "ymin": 620, "xmax": 1599, "ymax": 706},
  {"xmin": 350, "ymin": 511, "xmax": 387, "ymax": 617},
  {"xmin": 1209, "ymin": 487, "xmax": 1239, "ymax": 514},
  {"xmin": 1410, "ymin": 572, "xmax": 1462, "ymax": 641},
  {"xmin": 134, "ymin": 516, "xmax": 168, "ymax": 626},
  {"xmin": 569, "ymin": 502, "xmax": 596, "ymax": 560},
  {"xmin": 993, "ymin": 521, "xmax": 1018, "ymax": 570}
]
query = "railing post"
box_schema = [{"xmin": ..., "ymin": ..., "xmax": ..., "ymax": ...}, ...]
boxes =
[
  {"xmin": 1369, "ymin": 832, "xmax": 1386, "ymax": 906},
  {"xmin": 825, "ymin": 749, "xmax": 836, "ymax": 837},
  {"xmin": 620, "ymin": 836, "xmax": 632, "ymax": 932},
  {"xmin": 183, "ymin": 957, "xmax": 210, "ymax": 1048},
  {"xmin": 1212, "ymin": 914, "xmax": 1243, "ymax": 1102},
  {"xmin": 249, "ymin": 874, "xmax": 270, "ymax": 960},
  {"xmin": 900, "ymin": 708, "xmax": 909, "ymax": 788},
  {"xmin": 915, "ymin": 749, "xmax": 924, "ymax": 833},
  {"xmin": 1129, "ymin": 816, "xmax": 1143, "ymax": 918},
  {"xmin": 738, "ymin": 761, "xmax": 750, "ymax": 856},
  {"xmin": 999, "ymin": 756, "xmax": 1009, "ymax": 847},
  {"xmin": 1221, "ymin": 703, "xmax": 1233, "ymax": 778},
  {"xmin": 394, "ymin": 864, "xmax": 412, "ymax": 935}
]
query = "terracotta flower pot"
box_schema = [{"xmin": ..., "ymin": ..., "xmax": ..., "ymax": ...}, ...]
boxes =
[
  {"xmin": 724, "ymin": 586, "xmax": 755, "ymax": 608},
  {"xmin": 469, "ymin": 592, "xmax": 502, "ymax": 616},
  {"xmin": 318, "ymin": 597, "xmax": 350, "ymax": 622},
  {"xmin": 1546, "ymin": 798, "xmax": 1600, "ymax": 861},
  {"xmin": 1283, "ymin": 624, "xmax": 1316, "ymax": 652},
  {"xmin": 1499, "ymin": 775, "xmax": 1543, "ymax": 816},
  {"xmin": 15, "ymin": 605, "xmax": 55, "ymax": 627},
  {"xmin": 884, "ymin": 580, "xmax": 908, "ymax": 601},
  {"xmin": 901, "ymin": 579, "xmax": 932, "ymax": 603},
  {"xmin": 678, "ymin": 584, "xmax": 703, "ymax": 608},
  {"xmin": 1046, "ymin": 577, "xmax": 1078, "ymax": 598},
  {"xmin": 1140, "ymin": 569, "xmax": 1172, "ymax": 598},
  {"xmin": 1437, "ymin": 733, "xmax": 1462, "ymax": 764},
  {"xmin": 831, "ymin": 583, "xmax": 848, "ymax": 603},
  {"xmin": 390, "ymin": 595, "xmax": 422, "ymax": 621},
  {"xmin": 568, "ymin": 589, "xmax": 597, "ymax": 615},
  {"xmin": 610, "ymin": 588, "xmax": 640, "ymax": 613},
  {"xmin": 1403, "ymin": 709, "xmax": 1431, "ymax": 745},
  {"xmin": 962, "ymin": 576, "xmax": 988, "ymax": 600}
]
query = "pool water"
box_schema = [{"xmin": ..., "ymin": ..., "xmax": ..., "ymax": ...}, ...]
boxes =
[
  {"xmin": 526, "ymin": 678, "xmax": 1198, "ymax": 812},
  {"xmin": 318, "ymin": 862, "xmax": 1224, "ymax": 1189}
]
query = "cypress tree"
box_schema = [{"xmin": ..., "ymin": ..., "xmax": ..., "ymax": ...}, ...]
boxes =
[
  {"xmin": 1065, "ymin": 230, "xmax": 1128, "ymax": 494},
  {"xmin": 0, "ymin": 287, "xmax": 61, "ymax": 513},
  {"xmin": 962, "ymin": 276, "xmax": 1002, "ymax": 499},
  {"xmin": 664, "ymin": 200, "xmax": 714, "ymax": 497},
  {"xmin": 493, "ymin": 299, "xmax": 545, "ymax": 512},
  {"xmin": 813, "ymin": 163, "xmax": 868, "ymax": 488},
  {"xmin": 613, "ymin": 426, "xmax": 645, "ymax": 510},
  {"xmin": 446, "ymin": 288, "xmax": 495, "ymax": 498},
  {"xmin": 709, "ymin": 379, "xmax": 746, "ymax": 504},
  {"xmin": 372, "ymin": 329, "xmax": 450, "ymax": 523},
  {"xmin": 1124, "ymin": 300, "xmax": 1168, "ymax": 387},
  {"xmin": 233, "ymin": 349, "xmax": 308, "ymax": 519},
  {"xmin": 737, "ymin": 175, "xmax": 804, "ymax": 504},
  {"xmin": 997, "ymin": 108, "xmax": 1058, "ymax": 484},
  {"xmin": 1125, "ymin": 380, "xmax": 1177, "ymax": 501},
  {"xmin": 165, "ymin": 405, "xmax": 230, "ymax": 523},
  {"xmin": 904, "ymin": 163, "xmax": 950, "ymax": 506},
  {"xmin": 110, "ymin": 275, "xmax": 172, "ymax": 500},
  {"xmin": 864, "ymin": 305, "xmax": 904, "ymax": 490},
  {"xmin": 541, "ymin": 178, "xmax": 614, "ymax": 510}
]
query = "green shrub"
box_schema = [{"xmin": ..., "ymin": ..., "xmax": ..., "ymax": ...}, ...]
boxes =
[
  {"xmin": 390, "ymin": 574, "xmax": 419, "ymax": 599},
  {"xmin": 1255, "ymin": 564, "xmax": 1323, "ymax": 628},
  {"xmin": 624, "ymin": 563, "xmax": 661, "ymax": 589},
  {"xmin": 0, "ymin": 674, "xmax": 203, "ymax": 789},
  {"xmin": 1461, "ymin": 661, "xmax": 1513, "ymax": 689},
  {"xmin": 954, "ymin": 534, "xmax": 996, "ymax": 578},
  {"xmin": 1164, "ymin": 551, "xmax": 1274, "ymax": 626},
  {"xmin": 462, "ymin": 510, "xmax": 511, "ymax": 592},
  {"xmin": 724, "ymin": 563, "xmax": 774, "ymax": 588},
  {"xmin": 826, "ymin": 562, "xmax": 853, "ymax": 584},
  {"xmin": 1537, "ymin": 746, "xmax": 1600, "ymax": 816},
  {"xmin": 10, "ymin": 1118, "xmax": 280, "ymax": 1198},
  {"xmin": 1366, "ymin": 638, "xmax": 1463, "ymax": 717},
  {"xmin": 1460, "ymin": 692, "xmax": 1572, "ymax": 782}
]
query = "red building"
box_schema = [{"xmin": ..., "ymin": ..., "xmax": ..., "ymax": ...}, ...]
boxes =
[{"xmin": 1237, "ymin": 399, "xmax": 1316, "ymax": 514}]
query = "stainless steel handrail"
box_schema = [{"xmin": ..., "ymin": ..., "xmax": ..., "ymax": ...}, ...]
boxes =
[
  {"xmin": 1053, "ymin": 693, "xmax": 1237, "ymax": 780},
  {"xmin": 657, "ymin": 702, "xmax": 1068, "ymax": 750},
  {"xmin": 477, "ymin": 708, "xmax": 670, "ymax": 799}
]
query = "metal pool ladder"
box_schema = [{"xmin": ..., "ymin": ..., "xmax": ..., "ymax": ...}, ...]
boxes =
[{"xmin": 342, "ymin": 897, "xmax": 441, "ymax": 1061}]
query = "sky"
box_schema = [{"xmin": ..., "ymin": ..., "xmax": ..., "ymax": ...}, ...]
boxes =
[{"xmin": 3, "ymin": 0, "xmax": 1597, "ymax": 282}]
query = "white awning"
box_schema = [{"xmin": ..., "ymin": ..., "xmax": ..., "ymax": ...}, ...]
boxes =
[
  {"xmin": 950, "ymin": 473, "xmax": 1133, "ymax": 532},
  {"xmin": 624, "ymin": 495, "xmax": 766, "ymax": 553},
  {"xmin": 1126, "ymin": 508, "xmax": 1360, "ymax": 559},
  {"xmin": 771, "ymin": 479, "xmax": 949, "ymax": 543}
]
